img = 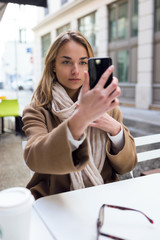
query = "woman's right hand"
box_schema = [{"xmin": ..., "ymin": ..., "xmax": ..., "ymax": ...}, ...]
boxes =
[
  {"xmin": 79, "ymin": 65, "xmax": 120, "ymax": 122},
  {"xmin": 68, "ymin": 65, "xmax": 121, "ymax": 140}
]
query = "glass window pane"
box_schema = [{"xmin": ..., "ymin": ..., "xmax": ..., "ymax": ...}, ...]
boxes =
[
  {"xmin": 117, "ymin": 50, "xmax": 129, "ymax": 82},
  {"xmin": 155, "ymin": 0, "xmax": 160, "ymax": 32},
  {"xmin": 61, "ymin": 0, "xmax": 68, "ymax": 4},
  {"xmin": 109, "ymin": 5, "xmax": 116, "ymax": 42},
  {"xmin": 118, "ymin": 2, "xmax": 129, "ymax": 39},
  {"xmin": 44, "ymin": 6, "xmax": 49, "ymax": 16},
  {"xmin": 78, "ymin": 12, "xmax": 97, "ymax": 48},
  {"xmin": 41, "ymin": 33, "xmax": 51, "ymax": 58},
  {"xmin": 19, "ymin": 29, "xmax": 26, "ymax": 43},
  {"xmin": 132, "ymin": 0, "xmax": 138, "ymax": 36},
  {"xmin": 57, "ymin": 23, "xmax": 70, "ymax": 36}
]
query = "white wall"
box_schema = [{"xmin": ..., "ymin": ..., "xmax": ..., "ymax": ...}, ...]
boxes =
[
  {"xmin": 0, "ymin": 3, "xmax": 37, "ymax": 87},
  {"xmin": 136, "ymin": 0, "xmax": 154, "ymax": 109}
]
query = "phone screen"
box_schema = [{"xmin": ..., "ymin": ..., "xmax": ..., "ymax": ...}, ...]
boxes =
[{"xmin": 88, "ymin": 57, "xmax": 113, "ymax": 89}]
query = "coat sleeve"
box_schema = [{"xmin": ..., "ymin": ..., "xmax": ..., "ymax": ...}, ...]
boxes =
[
  {"xmin": 22, "ymin": 105, "xmax": 89, "ymax": 175},
  {"xmin": 106, "ymin": 107, "xmax": 137, "ymax": 174}
]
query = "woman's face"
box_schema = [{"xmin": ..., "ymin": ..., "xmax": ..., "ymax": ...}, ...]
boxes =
[{"xmin": 55, "ymin": 40, "xmax": 89, "ymax": 98}]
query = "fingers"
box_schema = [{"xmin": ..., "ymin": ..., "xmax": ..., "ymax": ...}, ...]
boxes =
[
  {"xmin": 110, "ymin": 77, "xmax": 121, "ymax": 95},
  {"xmin": 102, "ymin": 76, "xmax": 120, "ymax": 101},
  {"xmin": 88, "ymin": 122, "xmax": 97, "ymax": 128},
  {"xmin": 108, "ymin": 77, "xmax": 120, "ymax": 93},
  {"xmin": 95, "ymin": 65, "xmax": 114, "ymax": 89},
  {"xmin": 108, "ymin": 97, "xmax": 120, "ymax": 110},
  {"xmin": 81, "ymin": 70, "xmax": 89, "ymax": 95}
]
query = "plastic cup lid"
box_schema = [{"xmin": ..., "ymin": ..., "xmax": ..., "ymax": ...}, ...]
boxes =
[{"xmin": 0, "ymin": 187, "xmax": 34, "ymax": 210}]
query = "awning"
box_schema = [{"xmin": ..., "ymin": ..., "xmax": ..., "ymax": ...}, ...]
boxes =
[
  {"xmin": 0, "ymin": 0, "xmax": 47, "ymax": 20},
  {"xmin": 0, "ymin": 0, "xmax": 47, "ymax": 7},
  {"xmin": 0, "ymin": 2, "xmax": 7, "ymax": 20}
]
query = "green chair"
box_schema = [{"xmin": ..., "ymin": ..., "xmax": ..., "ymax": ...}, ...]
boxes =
[{"xmin": 0, "ymin": 99, "xmax": 20, "ymax": 134}]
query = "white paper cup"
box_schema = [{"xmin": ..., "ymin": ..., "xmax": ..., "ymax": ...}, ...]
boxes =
[{"xmin": 0, "ymin": 187, "xmax": 34, "ymax": 240}]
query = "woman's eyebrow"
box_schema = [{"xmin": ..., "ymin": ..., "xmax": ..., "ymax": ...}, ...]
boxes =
[
  {"xmin": 80, "ymin": 57, "xmax": 88, "ymax": 60},
  {"xmin": 60, "ymin": 56, "xmax": 71, "ymax": 59},
  {"xmin": 60, "ymin": 56, "xmax": 88, "ymax": 60}
]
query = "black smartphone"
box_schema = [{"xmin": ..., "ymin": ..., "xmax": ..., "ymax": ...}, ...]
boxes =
[{"xmin": 88, "ymin": 57, "xmax": 113, "ymax": 89}]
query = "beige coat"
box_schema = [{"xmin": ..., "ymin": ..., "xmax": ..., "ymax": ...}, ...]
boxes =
[{"xmin": 22, "ymin": 105, "xmax": 137, "ymax": 199}]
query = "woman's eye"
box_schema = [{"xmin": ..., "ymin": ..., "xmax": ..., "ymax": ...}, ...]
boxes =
[
  {"xmin": 80, "ymin": 61, "xmax": 87, "ymax": 65},
  {"xmin": 62, "ymin": 61, "xmax": 71, "ymax": 65}
]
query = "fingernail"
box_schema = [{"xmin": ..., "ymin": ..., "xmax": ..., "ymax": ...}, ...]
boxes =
[{"xmin": 109, "ymin": 65, "xmax": 114, "ymax": 71}]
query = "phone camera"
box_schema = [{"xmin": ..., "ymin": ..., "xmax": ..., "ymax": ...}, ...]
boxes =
[{"xmin": 95, "ymin": 59, "xmax": 101, "ymax": 65}]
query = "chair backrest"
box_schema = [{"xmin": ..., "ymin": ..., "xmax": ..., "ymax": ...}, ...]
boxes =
[
  {"xmin": 130, "ymin": 134, "xmax": 160, "ymax": 178},
  {"xmin": 134, "ymin": 134, "xmax": 160, "ymax": 163},
  {"xmin": 0, "ymin": 99, "xmax": 19, "ymax": 117}
]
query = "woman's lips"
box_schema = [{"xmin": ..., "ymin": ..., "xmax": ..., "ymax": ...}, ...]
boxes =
[{"xmin": 69, "ymin": 78, "xmax": 81, "ymax": 82}]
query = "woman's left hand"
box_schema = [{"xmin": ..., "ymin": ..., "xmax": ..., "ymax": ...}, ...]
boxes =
[{"xmin": 89, "ymin": 112, "xmax": 121, "ymax": 136}]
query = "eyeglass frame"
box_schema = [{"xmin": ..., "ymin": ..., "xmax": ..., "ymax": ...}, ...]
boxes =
[{"xmin": 97, "ymin": 204, "xmax": 154, "ymax": 240}]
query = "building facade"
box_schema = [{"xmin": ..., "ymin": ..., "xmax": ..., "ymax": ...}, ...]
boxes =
[
  {"xmin": 33, "ymin": 0, "xmax": 160, "ymax": 109},
  {"xmin": 0, "ymin": 3, "xmax": 37, "ymax": 89}
]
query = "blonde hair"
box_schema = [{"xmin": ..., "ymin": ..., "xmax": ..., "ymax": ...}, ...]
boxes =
[{"xmin": 32, "ymin": 30, "xmax": 94, "ymax": 109}]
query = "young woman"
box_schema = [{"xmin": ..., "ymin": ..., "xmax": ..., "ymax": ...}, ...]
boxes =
[{"xmin": 22, "ymin": 30, "xmax": 137, "ymax": 199}]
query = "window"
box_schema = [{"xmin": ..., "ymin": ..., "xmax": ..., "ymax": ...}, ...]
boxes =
[
  {"xmin": 109, "ymin": 0, "xmax": 138, "ymax": 42},
  {"xmin": 109, "ymin": 5, "xmax": 116, "ymax": 42},
  {"xmin": 44, "ymin": 0, "xmax": 49, "ymax": 15},
  {"xmin": 41, "ymin": 33, "xmax": 51, "ymax": 67},
  {"xmin": 78, "ymin": 12, "xmax": 97, "ymax": 49},
  {"xmin": 155, "ymin": 0, "xmax": 160, "ymax": 32},
  {"xmin": 57, "ymin": 24, "xmax": 70, "ymax": 36},
  {"xmin": 117, "ymin": 50, "xmax": 129, "ymax": 82},
  {"xmin": 153, "ymin": 1, "xmax": 160, "ymax": 105},
  {"xmin": 61, "ymin": 0, "xmax": 68, "ymax": 5},
  {"xmin": 132, "ymin": 0, "xmax": 138, "ymax": 36},
  {"xmin": 109, "ymin": 0, "xmax": 138, "ymax": 103},
  {"xmin": 118, "ymin": 2, "xmax": 128, "ymax": 39},
  {"xmin": 44, "ymin": 6, "xmax": 49, "ymax": 15},
  {"xmin": 19, "ymin": 29, "xmax": 26, "ymax": 43}
]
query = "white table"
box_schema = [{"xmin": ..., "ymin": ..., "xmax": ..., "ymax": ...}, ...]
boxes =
[
  {"xmin": 30, "ymin": 208, "xmax": 53, "ymax": 240},
  {"xmin": 32, "ymin": 174, "xmax": 160, "ymax": 240}
]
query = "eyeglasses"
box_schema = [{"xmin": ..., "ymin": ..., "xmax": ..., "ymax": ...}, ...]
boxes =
[{"xmin": 97, "ymin": 204, "xmax": 154, "ymax": 240}]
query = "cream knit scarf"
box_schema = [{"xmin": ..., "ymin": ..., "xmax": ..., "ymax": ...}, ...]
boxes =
[{"xmin": 52, "ymin": 82, "xmax": 107, "ymax": 190}]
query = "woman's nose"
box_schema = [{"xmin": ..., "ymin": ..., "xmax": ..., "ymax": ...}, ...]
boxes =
[{"xmin": 71, "ymin": 63, "xmax": 79, "ymax": 75}]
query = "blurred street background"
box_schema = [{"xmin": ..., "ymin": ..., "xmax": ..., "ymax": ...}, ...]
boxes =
[{"xmin": 0, "ymin": 0, "xmax": 160, "ymax": 190}]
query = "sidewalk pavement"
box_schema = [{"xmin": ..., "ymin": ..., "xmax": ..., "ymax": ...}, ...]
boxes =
[{"xmin": 120, "ymin": 105, "xmax": 160, "ymax": 126}]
